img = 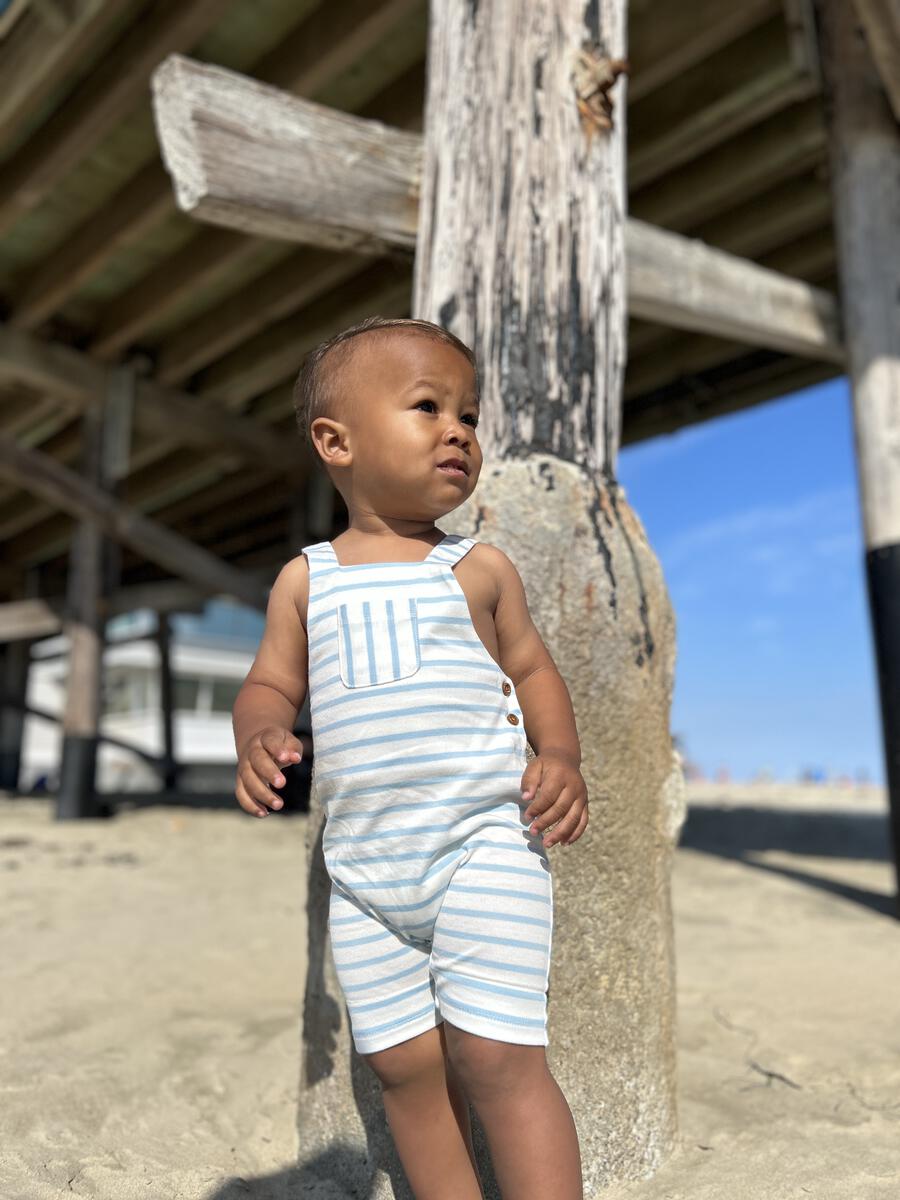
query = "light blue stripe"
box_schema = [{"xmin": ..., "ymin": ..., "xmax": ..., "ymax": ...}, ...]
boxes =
[
  {"xmin": 319, "ymin": 770, "xmax": 522, "ymax": 800},
  {"xmin": 331, "ymin": 927, "xmax": 395, "ymax": 948},
  {"xmin": 386, "ymin": 596, "xmax": 400, "ymax": 675},
  {"xmin": 447, "ymin": 954, "xmax": 547, "ymax": 978},
  {"xmin": 440, "ymin": 969, "xmax": 546, "ymax": 1003},
  {"xmin": 439, "ymin": 928, "xmax": 548, "ymax": 952},
  {"xmin": 439, "ymin": 906, "xmax": 552, "ymax": 929},
  {"xmin": 339, "ymin": 602, "xmax": 355, "ymax": 687},
  {"xmin": 315, "ymin": 746, "xmax": 522, "ymax": 782},
  {"xmin": 335, "ymin": 850, "xmax": 465, "ymax": 886},
  {"xmin": 441, "ymin": 993, "xmax": 547, "ymax": 1032},
  {"xmin": 306, "ymin": 590, "xmax": 468, "ymax": 628},
  {"xmin": 379, "ymin": 882, "xmax": 447, "ymax": 912},
  {"xmin": 321, "ymin": 724, "xmax": 521, "ymax": 752},
  {"xmin": 331, "ymin": 945, "xmax": 413, "ymax": 971},
  {"xmin": 363, "ymin": 599, "xmax": 376, "ymax": 682},
  {"xmin": 353, "ymin": 1002, "xmax": 438, "ymax": 1039},
  {"xmin": 353, "ymin": 982, "xmax": 428, "ymax": 1014},
  {"xmin": 315, "ymin": 701, "xmax": 504, "ymax": 737},
  {"xmin": 438, "ymin": 996, "xmax": 545, "ymax": 1029},
  {"xmin": 340, "ymin": 961, "xmax": 426, "ymax": 993},
  {"xmin": 336, "ymin": 794, "xmax": 522, "ymax": 820},
  {"xmin": 334, "ymin": 842, "xmax": 536, "ymax": 867},
  {"xmin": 463, "ymin": 862, "xmax": 550, "ymax": 880},
  {"xmin": 449, "ymin": 883, "xmax": 551, "ymax": 906},
  {"xmin": 309, "ymin": 673, "xmax": 504, "ymax": 707},
  {"xmin": 326, "ymin": 811, "xmax": 523, "ymax": 845}
]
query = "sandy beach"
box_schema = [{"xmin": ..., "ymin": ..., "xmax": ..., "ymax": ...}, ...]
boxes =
[{"xmin": 1, "ymin": 782, "xmax": 898, "ymax": 1199}]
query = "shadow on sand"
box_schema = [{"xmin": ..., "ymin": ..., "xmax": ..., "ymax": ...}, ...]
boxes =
[{"xmin": 679, "ymin": 802, "xmax": 898, "ymax": 918}]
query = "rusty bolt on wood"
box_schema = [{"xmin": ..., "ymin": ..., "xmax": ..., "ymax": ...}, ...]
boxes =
[{"xmin": 572, "ymin": 43, "xmax": 629, "ymax": 142}]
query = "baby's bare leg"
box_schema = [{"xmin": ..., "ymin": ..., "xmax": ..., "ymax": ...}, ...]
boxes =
[
  {"xmin": 364, "ymin": 1023, "xmax": 483, "ymax": 1199},
  {"xmin": 442, "ymin": 1024, "xmax": 583, "ymax": 1199}
]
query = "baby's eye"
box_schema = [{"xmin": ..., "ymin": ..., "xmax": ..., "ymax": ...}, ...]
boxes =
[{"xmin": 414, "ymin": 399, "xmax": 478, "ymax": 428}]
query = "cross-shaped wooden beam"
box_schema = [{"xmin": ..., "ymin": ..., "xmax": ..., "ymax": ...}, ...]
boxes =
[{"xmin": 151, "ymin": 52, "xmax": 844, "ymax": 366}]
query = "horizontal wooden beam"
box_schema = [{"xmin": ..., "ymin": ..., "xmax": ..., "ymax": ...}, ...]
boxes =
[
  {"xmin": 0, "ymin": 323, "xmax": 296, "ymax": 472},
  {"xmin": 851, "ymin": 0, "xmax": 900, "ymax": 121},
  {"xmin": 0, "ymin": 435, "xmax": 269, "ymax": 611},
  {"xmin": 152, "ymin": 57, "xmax": 843, "ymax": 365},
  {"xmin": 628, "ymin": 0, "xmax": 779, "ymax": 102},
  {"xmin": 629, "ymin": 40, "xmax": 817, "ymax": 188},
  {"xmin": 9, "ymin": 161, "xmax": 173, "ymax": 332},
  {"xmin": 0, "ymin": 262, "xmax": 408, "ymax": 565},
  {"xmin": 631, "ymin": 97, "xmax": 826, "ymax": 232},
  {"xmin": 0, "ymin": 0, "xmax": 235, "ymax": 239},
  {"xmin": 156, "ymin": 247, "xmax": 368, "ymax": 384},
  {"xmin": 0, "ymin": 573, "xmax": 278, "ymax": 640},
  {"xmin": 152, "ymin": 54, "xmax": 422, "ymax": 252},
  {"xmin": 0, "ymin": 693, "xmax": 167, "ymax": 769},
  {"xmin": 625, "ymin": 217, "xmax": 843, "ymax": 362},
  {"xmin": 8, "ymin": 0, "xmax": 426, "ymax": 341},
  {"xmin": 0, "ymin": 0, "xmax": 114, "ymax": 145}
]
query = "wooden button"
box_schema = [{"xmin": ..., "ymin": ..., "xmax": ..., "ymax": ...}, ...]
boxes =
[
  {"xmin": 501, "ymin": 681, "xmax": 512, "ymax": 695},
  {"xmin": 506, "ymin": 713, "xmax": 519, "ymax": 725}
]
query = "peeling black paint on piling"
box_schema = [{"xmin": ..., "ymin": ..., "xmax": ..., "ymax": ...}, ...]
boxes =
[
  {"xmin": 537, "ymin": 462, "xmax": 556, "ymax": 491},
  {"xmin": 607, "ymin": 485, "xmax": 655, "ymax": 663},
  {"xmin": 439, "ymin": 294, "xmax": 459, "ymax": 330},
  {"xmin": 533, "ymin": 54, "xmax": 545, "ymax": 137},
  {"xmin": 586, "ymin": 487, "xmax": 618, "ymax": 616},
  {"xmin": 582, "ymin": 0, "xmax": 601, "ymax": 41}
]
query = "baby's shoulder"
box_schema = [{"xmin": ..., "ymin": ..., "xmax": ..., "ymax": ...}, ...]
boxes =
[
  {"xmin": 468, "ymin": 540, "xmax": 522, "ymax": 580},
  {"xmin": 273, "ymin": 552, "xmax": 311, "ymax": 631}
]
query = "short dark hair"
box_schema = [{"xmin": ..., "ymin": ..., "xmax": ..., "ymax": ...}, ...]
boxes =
[{"xmin": 292, "ymin": 315, "xmax": 479, "ymax": 447}]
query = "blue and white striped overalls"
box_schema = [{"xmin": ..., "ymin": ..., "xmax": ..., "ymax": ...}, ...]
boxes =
[{"xmin": 300, "ymin": 532, "xmax": 554, "ymax": 1054}]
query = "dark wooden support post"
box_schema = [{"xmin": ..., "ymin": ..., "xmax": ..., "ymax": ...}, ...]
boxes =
[
  {"xmin": 0, "ymin": 638, "xmax": 31, "ymax": 791},
  {"xmin": 57, "ymin": 403, "xmax": 106, "ymax": 820},
  {"xmin": 156, "ymin": 610, "xmax": 179, "ymax": 791},
  {"xmin": 816, "ymin": 0, "xmax": 900, "ymax": 912},
  {"xmin": 56, "ymin": 364, "xmax": 135, "ymax": 819},
  {"xmin": 0, "ymin": 569, "xmax": 39, "ymax": 792}
]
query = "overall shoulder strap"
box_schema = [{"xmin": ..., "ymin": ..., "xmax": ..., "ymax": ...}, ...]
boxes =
[
  {"xmin": 298, "ymin": 542, "xmax": 336, "ymax": 579},
  {"xmin": 430, "ymin": 534, "xmax": 477, "ymax": 568}
]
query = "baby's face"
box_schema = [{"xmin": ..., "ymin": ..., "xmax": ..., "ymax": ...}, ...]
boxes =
[{"xmin": 337, "ymin": 333, "xmax": 482, "ymax": 517}]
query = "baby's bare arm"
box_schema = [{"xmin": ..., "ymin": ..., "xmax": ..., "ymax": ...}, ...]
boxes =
[
  {"xmin": 232, "ymin": 556, "xmax": 309, "ymax": 816},
  {"xmin": 485, "ymin": 545, "xmax": 588, "ymax": 846},
  {"xmin": 485, "ymin": 546, "xmax": 581, "ymax": 766}
]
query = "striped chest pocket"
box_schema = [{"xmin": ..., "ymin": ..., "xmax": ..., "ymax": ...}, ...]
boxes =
[{"xmin": 336, "ymin": 596, "xmax": 421, "ymax": 688}]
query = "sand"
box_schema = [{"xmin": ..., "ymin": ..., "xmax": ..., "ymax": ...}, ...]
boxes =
[{"xmin": 1, "ymin": 782, "xmax": 898, "ymax": 1199}]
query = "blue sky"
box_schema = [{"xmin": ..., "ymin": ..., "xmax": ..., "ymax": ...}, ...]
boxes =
[
  {"xmin": 198, "ymin": 373, "xmax": 883, "ymax": 784},
  {"xmin": 617, "ymin": 375, "xmax": 883, "ymax": 783}
]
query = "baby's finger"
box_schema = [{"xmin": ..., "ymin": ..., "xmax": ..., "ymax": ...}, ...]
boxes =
[
  {"xmin": 262, "ymin": 729, "xmax": 304, "ymax": 764},
  {"xmin": 250, "ymin": 744, "xmax": 290, "ymax": 792},
  {"xmin": 236, "ymin": 775, "xmax": 269, "ymax": 819},
  {"xmin": 562, "ymin": 808, "xmax": 590, "ymax": 845},
  {"xmin": 544, "ymin": 802, "xmax": 583, "ymax": 847},
  {"xmin": 520, "ymin": 764, "xmax": 543, "ymax": 813},
  {"xmin": 527, "ymin": 785, "xmax": 570, "ymax": 833},
  {"xmin": 241, "ymin": 764, "xmax": 284, "ymax": 812}
]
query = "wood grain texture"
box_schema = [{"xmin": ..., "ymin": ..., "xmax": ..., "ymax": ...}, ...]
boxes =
[{"xmin": 819, "ymin": 0, "xmax": 900, "ymax": 550}]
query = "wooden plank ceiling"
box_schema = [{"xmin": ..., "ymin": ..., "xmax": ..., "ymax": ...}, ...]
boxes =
[{"xmin": 0, "ymin": 0, "xmax": 840, "ymax": 597}]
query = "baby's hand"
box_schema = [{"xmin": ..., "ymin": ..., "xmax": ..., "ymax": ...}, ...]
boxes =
[
  {"xmin": 520, "ymin": 751, "xmax": 589, "ymax": 848},
  {"xmin": 235, "ymin": 726, "xmax": 304, "ymax": 818}
]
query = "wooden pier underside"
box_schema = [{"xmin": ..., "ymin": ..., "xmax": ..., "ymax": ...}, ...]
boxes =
[{"xmin": 0, "ymin": 0, "xmax": 859, "ymax": 599}]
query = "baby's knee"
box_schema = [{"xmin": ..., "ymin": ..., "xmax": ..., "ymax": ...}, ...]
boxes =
[
  {"xmin": 443, "ymin": 1023, "xmax": 546, "ymax": 1099},
  {"xmin": 362, "ymin": 1025, "xmax": 446, "ymax": 1090}
]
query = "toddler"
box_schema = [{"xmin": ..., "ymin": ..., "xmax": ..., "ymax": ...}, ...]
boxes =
[{"xmin": 232, "ymin": 315, "xmax": 588, "ymax": 1199}]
